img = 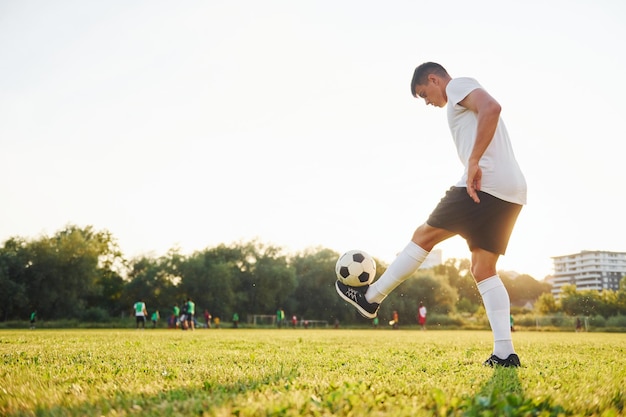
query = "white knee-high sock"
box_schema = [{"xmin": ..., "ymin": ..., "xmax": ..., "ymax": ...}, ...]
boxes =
[
  {"xmin": 365, "ymin": 242, "xmax": 429, "ymax": 304},
  {"xmin": 477, "ymin": 275, "xmax": 515, "ymax": 358}
]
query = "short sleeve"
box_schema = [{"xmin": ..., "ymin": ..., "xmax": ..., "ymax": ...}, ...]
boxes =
[{"xmin": 446, "ymin": 77, "xmax": 482, "ymax": 106}]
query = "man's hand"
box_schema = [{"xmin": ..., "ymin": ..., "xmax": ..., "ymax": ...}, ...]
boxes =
[
  {"xmin": 458, "ymin": 88, "xmax": 501, "ymax": 205},
  {"xmin": 467, "ymin": 162, "xmax": 482, "ymax": 203}
]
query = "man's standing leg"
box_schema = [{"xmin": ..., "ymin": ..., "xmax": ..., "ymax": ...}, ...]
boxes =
[{"xmin": 473, "ymin": 249, "xmax": 519, "ymax": 367}]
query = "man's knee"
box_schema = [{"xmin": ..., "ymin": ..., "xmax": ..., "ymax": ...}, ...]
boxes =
[
  {"xmin": 412, "ymin": 224, "xmax": 454, "ymax": 251},
  {"xmin": 471, "ymin": 265, "xmax": 496, "ymax": 281},
  {"xmin": 471, "ymin": 248, "xmax": 499, "ymax": 281}
]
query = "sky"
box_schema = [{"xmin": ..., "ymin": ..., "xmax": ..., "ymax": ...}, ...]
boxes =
[{"xmin": 1, "ymin": 0, "xmax": 625, "ymax": 280}]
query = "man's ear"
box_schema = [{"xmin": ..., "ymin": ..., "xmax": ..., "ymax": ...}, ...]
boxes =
[{"xmin": 428, "ymin": 74, "xmax": 438, "ymax": 85}]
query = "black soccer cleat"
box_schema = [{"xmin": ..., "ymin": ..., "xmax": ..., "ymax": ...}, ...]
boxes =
[
  {"xmin": 483, "ymin": 353, "xmax": 521, "ymax": 368},
  {"xmin": 335, "ymin": 281, "xmax": 380, "ymax": 319}
]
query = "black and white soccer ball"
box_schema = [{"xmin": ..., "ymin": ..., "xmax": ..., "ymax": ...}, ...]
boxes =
[{"xmin": 335, "ymin": 250, "xmax": 376, "ymax": 287}]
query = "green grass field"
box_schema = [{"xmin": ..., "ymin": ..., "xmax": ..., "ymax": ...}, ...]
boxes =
[{"xmin": 1, "ymin": 329, "xmax": 624, "ymax": 416}]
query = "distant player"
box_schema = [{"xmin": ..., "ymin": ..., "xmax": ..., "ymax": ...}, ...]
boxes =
[
  {"xmin": 151, "ymin": 310, "xmax": 160, "ymax": 328},
  {"xmin": 30, "ymin": 310, "xmax": 37, "ymax": 329},
  {"xmin": 173, "ymin": 304, "xmax": 180, "ymax": 329},
  {"xmin": 417, "ymin": 302, "xmax": 427, "ymax": 330},
  {"xmin": 186, "ymin": 298, "xmax": 195, "ymax": 331},
  {"xmin": 134, "ymin": 299, "xmax": 147, "ymax": 329},
  {"xmin": 336, "ymin": 62, "xmax": 526, "ymax": 367}
]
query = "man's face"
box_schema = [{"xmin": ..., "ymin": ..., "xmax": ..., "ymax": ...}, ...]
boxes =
[{"xmin": 414, "ymin": 76, "xmax": 447, "ymax": 107}]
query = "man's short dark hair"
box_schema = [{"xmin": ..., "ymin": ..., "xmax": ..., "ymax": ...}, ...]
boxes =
[{"xmin": 410, "ymin": 62, "xmax": 449, "ymax": 97}]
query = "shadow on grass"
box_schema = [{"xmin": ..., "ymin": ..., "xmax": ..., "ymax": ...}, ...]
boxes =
[
  {"xmin": 16, "ymin": 368, "xmax": 300, "ymax": 417},
  {"xmin": 8, "ymin": 367, "xmax": 572, "ymax": 417},
  {"xmin": 12, "ymin": 360, "xmax": 622, "ymax": 416},
  {"xmin": 448, "ymin": 366, "xmax": 568, "ymax": 417},
  {"xmin": 23, "ymin": 368, "xmax": 568, "ymax": 417}
]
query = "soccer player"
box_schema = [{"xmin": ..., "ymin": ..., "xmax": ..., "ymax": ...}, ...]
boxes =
[
  {"xmin": 186, "ymin": 298, "xmax": 196, "ymax": 331},
  {"xmin": 336, "ymin": 62, "xmax": 526, "ymax": 367},
  {"xmin": 134, "ymin": 299, "xmax": 147, "ymax": 329},
  {"xmin": 29, "ymin": 310, "xmax": 37, "ymax": 329},
  {"xmin": 417, "ymin": 302, "xmax": 427, "ymax": 331}
]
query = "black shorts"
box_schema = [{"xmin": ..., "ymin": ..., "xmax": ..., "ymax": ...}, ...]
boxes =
[{"xmin": 427, "ymin": 187, "xmax": 522, "ymax": 255}]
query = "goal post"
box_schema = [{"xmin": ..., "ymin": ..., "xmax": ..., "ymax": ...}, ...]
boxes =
[
  {"xmin": 300, "ymin": 319, "xmax": 328, "ymax": 328},
  {"xmin": 247, "ymin": 315, "xmax": 329, "ymax": 328},
  {"xmin": 532, "ymin": 315, "xmax": 589, "ymax": 331},
  {"xmin": 249, "ymin": 315, "xmax": 277, "ymax": 327}
]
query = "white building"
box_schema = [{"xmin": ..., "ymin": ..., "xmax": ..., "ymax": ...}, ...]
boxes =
[{"xmin": 551, "ymin": 250, "xmax": 626, "ymax": 298}]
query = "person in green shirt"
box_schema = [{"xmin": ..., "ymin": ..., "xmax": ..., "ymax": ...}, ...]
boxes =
[
  {"xmin": 186, "ymin": 298, "xmax": 195, "ymax": 331},
  {"xmin": 30, "ymin": 311, "xmax": 37, "ymax": 329},
  {"xmin": 134, "ymin": 300, "xmax": 147, "ymax": 329},
  {"xmin": 151, "ymin": 310, "xmax": 160, "ymax": 328},
  {"xmin": 276, "ymin": 308, "xmax": 285, "ymax": 329},
  {"xmin": 173, "ymin": 305, "xmax": 180, "ymax": 328},
  {"xmin": 232, "ymin": 312, "xmax": 239, "ymax": 328}
]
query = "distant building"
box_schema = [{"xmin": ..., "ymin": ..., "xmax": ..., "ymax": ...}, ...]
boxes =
[{"xmin": 551, "ymin": 250, "xmax": 626, "ymax": 298}]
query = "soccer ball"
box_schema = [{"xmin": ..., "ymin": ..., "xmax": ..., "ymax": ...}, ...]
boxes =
[{"xmin": 335, "ymin": 250, "xmax": 376, "ymax": 287}]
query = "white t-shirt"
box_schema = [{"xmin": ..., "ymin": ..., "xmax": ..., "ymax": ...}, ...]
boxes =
[
  {"xmin": 446, "ymin": 77, "xmax": 527, "ymax": 205},
  {"xmin": 134, "ymin": 302, "xmax": 146, "ymax": 317}
]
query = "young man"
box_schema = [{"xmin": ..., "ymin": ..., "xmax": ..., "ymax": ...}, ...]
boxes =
[
  {"xmin": 186, "ymin": 297, "xmax": 196, "ymax": 331},
  {"xmin": 336, "ymin": 62, "xmax": 526, "ymax": 367},
  {"xmin": 417, "ymin": 302, "xmax": 427, "ymax": 331},
  {"xmin": 151, "ymin": 310, "xmax": 160, "ymax": 328},
  {"xmin": 134, "ymin": 299, "xmax": 147, "ymax": 329},
  {"xmin": 30, "ymin": 310, "xmax": 37, "ymax": 329}
]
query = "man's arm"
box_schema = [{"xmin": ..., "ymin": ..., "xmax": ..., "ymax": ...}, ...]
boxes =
[{"xmin": 458, "ymin": 88, "xmax": 501, "ymax": 203}]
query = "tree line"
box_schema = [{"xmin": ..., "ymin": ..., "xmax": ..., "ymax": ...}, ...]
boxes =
[{"xmin": 1, "ymin": 225, "xmax": 625, "ymax": 325}]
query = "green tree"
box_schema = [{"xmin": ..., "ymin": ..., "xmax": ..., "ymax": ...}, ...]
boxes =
[
  {"xmin": 618, "ymin": 276, "xmax": 626, "ymax": 315},
  {"xmin": 230, "ymin": 241, "xmax": 296, "ymax": 319},
  {"xmin": 179, "ymin": 248, "xmax": 238, "ymax": 320},
  {"xmin": 535, "ymin": 292, "xmax": 559, "ymax": 314},
  {"xmin": 437, "ymin": 258, "xmax": 480, "ymax": 312},
  {"xmin": 381, "ymin": 270, "xmax": 458, "ymax": 325},
  {"xmin": 0, "ymin": 238, "xmax": 29, "ymax": 320},
  {"xmin": 501, "ymin": 273, "xmax": 552, "ymax": 306},
  {"xmin": 124, "ymin": 253, "xmax": 179, "ymax": 317},
  {"xmin": 176, "ymin": 241, "xmax": 297, "ymax": 323},
  {"xmin": 2, "ymin": 225, "xmax": 124, "ymax": 320},
  {"xmin": 290, "ymin": 248, "xmax": 344, "ymax": 323},
  {"xmin": 560, "ymin": 285, "xmax": 604, "ymax": 317},
  {"xmin": 81, "ymin": 229, "xmax": 126, "ymax": 317},
  {"xmin": 96, "ymin": 270, "xmax": 126, "ymax": 317},
  {"xmin": 599, "ymin": 290, "xmax": 620, "ymax": 318}
]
